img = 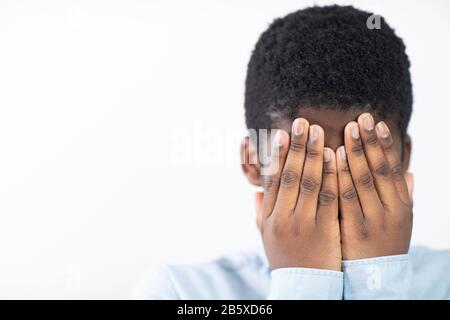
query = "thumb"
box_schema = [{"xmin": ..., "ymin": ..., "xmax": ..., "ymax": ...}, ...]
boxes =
[
  {"xmin": 404, "ymin": 172, "xmax": 414, "ymax": 203},
  {"xmin": 254, "ymin": 192, "xmax": 264, "ymax": 232}
]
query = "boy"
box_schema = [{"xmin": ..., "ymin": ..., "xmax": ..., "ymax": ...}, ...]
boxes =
[{"xmin": 134, "ymin": 5, "xmax": 450, "ymax": 299}]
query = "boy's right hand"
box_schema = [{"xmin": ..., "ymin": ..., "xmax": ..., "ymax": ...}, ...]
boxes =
[{"xmin": 255, "ymin": 118, "xmax": 342, "ymax": 271}]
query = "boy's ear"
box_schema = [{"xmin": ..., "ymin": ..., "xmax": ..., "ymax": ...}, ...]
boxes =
[
  {"xmin": 402, "ymin": 134, "xmax": 412, "ymax": 171},
  {"xmin": 240, "ymin": 136, "xmax": 262, "ymax": 186}
]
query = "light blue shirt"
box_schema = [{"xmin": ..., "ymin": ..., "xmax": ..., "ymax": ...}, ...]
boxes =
[{"xmin": 132, "ymin": 245, "xmax": 450, "ymax": 299}]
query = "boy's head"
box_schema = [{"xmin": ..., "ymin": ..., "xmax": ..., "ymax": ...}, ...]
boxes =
[{"xmin": 242, "ymin": 5, "xmax": 412, "ymax": 186}]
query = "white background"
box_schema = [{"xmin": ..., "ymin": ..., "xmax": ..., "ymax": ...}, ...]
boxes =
[{"xmin": 0, "ymin": 0, "xmax": 449, "ymax": 299}]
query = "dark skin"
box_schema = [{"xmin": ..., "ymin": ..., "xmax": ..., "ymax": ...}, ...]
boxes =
[
  {"xmin": 258, "ymin": 108, "xmax": 410, "ymax": 167},
  {"xmin": 241, "ymin": 108, "xmax": 414, "ymax": 271}
]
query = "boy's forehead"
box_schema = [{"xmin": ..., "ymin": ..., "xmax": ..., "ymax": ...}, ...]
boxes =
[
  {"xmin": 274, "ymin": 107, "xmax": 399, "ymax": 151},
  {"xmin": 298, "ymin": 107, "xmax": 362, "ymax": 129}
]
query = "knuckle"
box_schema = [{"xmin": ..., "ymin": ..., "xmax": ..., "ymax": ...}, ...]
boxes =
[
  {"xmin": 290, "ymin": 141, "xmax": 306, "ymax": 153},
  {"xmin": 355, "ymin": 172, "xmax": 374, "ymax": 189},
  {"xmin": 263, "ymin": 175, "xmax": 280, "ymax": 193},
  {"xmin": 300, "ymin": 175, "xmax": 320, "ymax": 194},
  {"xmin": 306, "ymin": 147, "xmax": 321, "ymax": 159},
  {"xmin": 357, "ymin": 222, "xmax": 370, "ymax": 241},
  {"xmin": 323, "ymin": 167, "xmax": 336, "ymax": 176},
  {"xmin": 341, "ymin": 185, "xmax": 358, "ymax": 202},
  {"xmin": 351, "ymin": 142, "xmax": 364, "ymax": 156},
  {"xmin": 339, "ymin": 163, "xmax": 351, "ymax": 176},
  {"xmin": 365, "ymin": 133, "xmax": 379, "ymax": 146},
  {"xmin": 289, "ymin": 222, "xmax": 301, "ymax": 237},
  {"xmin": 391, "ymin": 164, "xmax": 404, "ymax": 179},
  {"xmin": 281, "ymin": 169, "xmax": 300, "ymax": 187},
  {"xmin": 270, "ymin": 219, "xmax": 286, "ymax": 238},
  {"xmin": 318, "ymin": 188, "xmax": 337, "ymax": 206},
  {"xmin": 270, "ymin": 223, "xmax": 282, "ymax": 238},
  {"xmin": 374, "ymin": 161, "xmax": 391, "ymax": 179}
]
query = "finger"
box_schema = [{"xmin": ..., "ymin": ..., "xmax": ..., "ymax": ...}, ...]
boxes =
[
  {"xmin": 336, "ymin": 146, "xmax": 364, "ymax": 222},
  {"xmin": 316, "ymin": 148, "xmax": 339, "ymax": 224},
  {"xmin": 375, "ymin": 121, "xmax": 411, "ymax": 205},
  {"xmin": 295, "ymin": 125, "xmax": 324, "ymax": 221},
  {"xmin": 255, "ymin": 192, "xmax": 264, "ymax": 232},
  {"xmin": 344, "ymin": 121, "xmax": 383, "ymax": 216},
  {"xmin": 357, "ymin": 113, "xmax": 398, "ymax": 207},
  {"xmin": 274, "ymin": 118, "xmax": 309, "ymax": 216},
  {"xmin": 261, "ymin": 129, "xmax": 290, "ymax": 218}
]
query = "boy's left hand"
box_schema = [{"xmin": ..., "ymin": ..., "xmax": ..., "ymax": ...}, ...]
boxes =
[{"xmin": 337, "ymin": 113, "xmax": 414, "ymax": 260}]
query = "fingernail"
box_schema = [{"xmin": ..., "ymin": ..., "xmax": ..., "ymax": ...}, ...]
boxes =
[
  {"xmin": 350, "ymin": 123, "xmax": 360, "ymax": 139},
  {"xmin": 309, "ymin": 125, "xmax": 319, "ymax": 143},
  {"xmin": 376, "ymin": 121, "xmax": 390, "ymax": 139},
  {"xmin": 292, "ymin": 119, "xmax": 305, "ymax": 136},
  {"xmin": 274, "ymin": 130, "xmax": 284, "ymax": 148},
  {"xmin": 324, "ymin": 148, "xmax": 331, "ymax": 162},
  {"xmin": 361, "ymin": 113, "xmax": 374, "ymax": 131},
  {"xmin": 339, "ymin": 147, "xmax": 346, "ymax": 161}
]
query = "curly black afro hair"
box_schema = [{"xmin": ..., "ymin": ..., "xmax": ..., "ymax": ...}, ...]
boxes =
[{"xmin": 245, "ymin": 5, "xmax": 412, "ymax": 138}]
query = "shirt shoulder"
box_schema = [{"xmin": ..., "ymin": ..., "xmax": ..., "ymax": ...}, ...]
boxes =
[{"xmin": 132, "ymin": 246, "xmax": 270, "ymax": 299}]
